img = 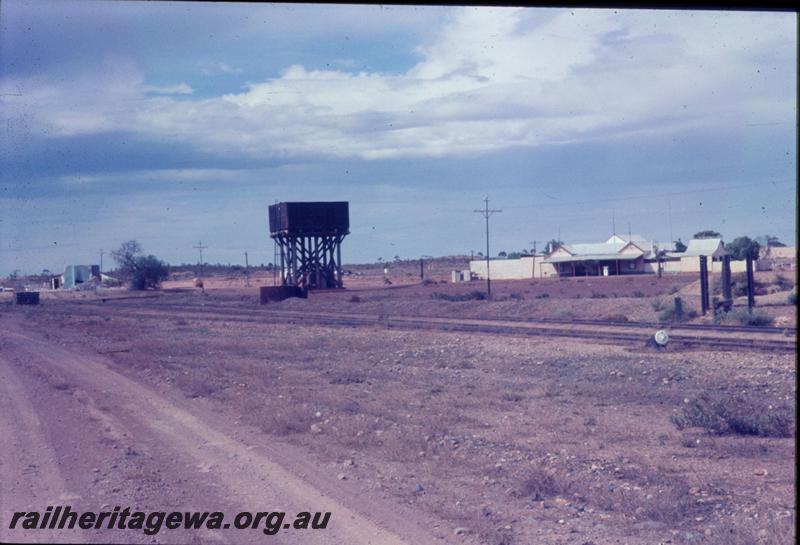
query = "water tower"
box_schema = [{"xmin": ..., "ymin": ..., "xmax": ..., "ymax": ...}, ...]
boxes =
[{"xmin": 268, "ymin": 201, "xmax": 349, "ymax": 289}]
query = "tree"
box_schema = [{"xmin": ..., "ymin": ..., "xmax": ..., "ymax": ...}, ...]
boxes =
[
  {"xmin": 674, "ymin": 239, "xmax": 687, "ymax": 253},
  {"xmin": 755, "ymin": 235, "xmax": 784, "ymax": 247},
  {"xmin": 543, "ymin": 239, "xmax": 563, "ymax": 254},
  {"xmin": 726, "ymin": 236, "xmax": 760, "ymax": 261},
  {"xmin": 111, "ymin": 240, "xmax": 143, "ymax": 277},
  {"xmin": 131, "ymin": 255, "xmax": 170, "ymax": 290},
  {"xmin": 111, "ymin": 240, "xmax": 169, "ymax": 290},
  {"xmin": 693, "ymin": 230, "xmax": 722, "ymax": 239},
  {"xmin": 498, "ymin": 251, "xmax": 507, "ymax": 258}
]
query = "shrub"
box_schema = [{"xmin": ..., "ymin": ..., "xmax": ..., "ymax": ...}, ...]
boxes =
[
  {"xmin": 668, "ymin": 285, "xmax": 680, "ymax": 295},
  {"xmin": 730, "ymin": 273, "xmax": 769, "ymax": 297},
  {"xmin": 632, "ymin": 290, "xmax": 645, "ymax": 298},
  {"xmin": 130, "ymin": 255, "xmax": 169, "ymax": 290},
  {"xmin": 730, "ymin": 308, "xmax": 774, "ymax": 326},
  {"xmin": 515, "ymin": 466, "xmax": 572, "ymax": 501},
  {"xmin": 430, "ymin": 290, "xmax": 487, "ymax": 302},
  {"xmin": 651, "ymin": 298, "xmax": 668, "ymax": 311},
  {"xmin": 789, "ymin": 292, "xmax": 797, "ymax": 305},
  {"xmin": 112, "ymin": 240, "xmax": 169, "ymax": 290},
  {"xmin": 657, "ymin": 297, "xmax": 697, "ymax": 322},
  {"xmin": 671, "ymin": 392, "xmax": 794, "ymax": 438},
  {"xmin": 349, "ymin": 295, "xmax": 363, "ymax": 303},
  {"xmin": 534, "ymin": 293, "xmax": 549, "ymax": 299},
  {"xmin": 774, "ymin": 274, "xmax": 794, "ymax": 291},
  {"xmin": 508, "ymin": 293, "xmax": 524, "ymax": 300}
]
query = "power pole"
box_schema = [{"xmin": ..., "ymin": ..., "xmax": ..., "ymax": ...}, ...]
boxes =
[
  {"xmin": 612, "ymin": 209, "xmax": 616, "ymax": 238},
  {"xmin": 244, "ymin": 251, "xmax": 250, "ymax": 287},
  {"xmin": 668, "ymin": 199, "xmax": 673, "ymax": 243},
  {"xmin": 474, "ymin": 197, "xmax": 501, "ymax": 297},
  {"xmin": 193, "ymin": 241, "xmax": 207, "ymax": 279},
  {"xmin": 530, "ymin": 240, "xmax": 540, "ymax": 279},
  {"xmin": 99, "ymin": 249, "xmax": 104, "ymax": 273}
]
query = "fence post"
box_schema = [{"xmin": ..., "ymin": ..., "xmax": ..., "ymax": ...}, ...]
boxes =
[
  {"xmin": 746, "ymin": 255, "xmax": 755, "ymax": 311},
  {"xmin": 721, "ymin": 255, "xmax": 732, "ymax": 311}
]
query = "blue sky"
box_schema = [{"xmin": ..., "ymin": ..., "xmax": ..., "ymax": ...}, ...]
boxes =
[{"xmin": 1, "ymin": 2, "xmax": 796, "ymax": 274}]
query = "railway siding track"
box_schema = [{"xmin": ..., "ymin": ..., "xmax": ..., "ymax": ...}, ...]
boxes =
[{"xmin": 33, "ymin": 300, "xmax": 798, "ymax": 353}]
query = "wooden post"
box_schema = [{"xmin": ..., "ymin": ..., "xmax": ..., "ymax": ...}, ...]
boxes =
[
  {"xmin": 699, "ymin": 255, "xmax": 709, "ymax": 316},
  {"xmin": 721, "ymin": 255, "xmax": 732, "ymax": 308},
  {"xmin": 746, "ymin": 255, "xmax": 755, "ymax": 311}
]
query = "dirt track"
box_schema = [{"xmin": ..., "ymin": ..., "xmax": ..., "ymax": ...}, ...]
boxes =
[{"xmin": 0, "ymin": 314, "xmax": 452, "ymax": 544}]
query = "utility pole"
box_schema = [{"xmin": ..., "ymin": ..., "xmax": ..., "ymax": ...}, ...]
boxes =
[
  {"xmin": 244, "ymin": 251, "xmax": 250, "ymax": 287},
  {"xmin": 99, "ymin": 249, "xmax": 104, "ymax": 273},
  {"xmin": 668, "ymin": 200, "xmax": 674, "ymax": 243},
  {"xmin": 474, "ymin": 197, "xmax": 501, "ymax": 298},
  {"xmin": 612, "ymin": 208, "xmax": 616, "ymax": 238},
  {"xmin": 530, "ymin": 240, "xmax": 540, "ymax": 279},
  {"xmin": 193, "ymin": 241, "xmax": 207, "ymax": 279}
]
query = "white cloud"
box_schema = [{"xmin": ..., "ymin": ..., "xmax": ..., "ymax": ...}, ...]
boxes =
[
  {"xmin": 199, "ymin": 61, "xmax": 244, "ymax": 76},
  {"xmin": 142, "ymin": 83, "xmax": 194, "ymax": 95},
  {"xmin": 2, "ymin": 7, "xmax": 795, "ymax": 159}
]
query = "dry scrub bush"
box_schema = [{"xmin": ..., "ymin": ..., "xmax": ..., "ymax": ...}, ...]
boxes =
[
  {"xmin": 671, "ymin": 392, "xmax": 794, "ymax": 438},
  {"xmin": 658, "ymin": 297, "xmax": 698, "ymax": 323},
  {"xmin": 514, "ymin": 466, "xmax": 573, "ymax": 501},
  {"xmin": 729, "ymin": 308, "xmax": 774, "ymax": 326},
  {"xmin": 430, "ymin": 290, "xmax": 487, "ymax": 302}
]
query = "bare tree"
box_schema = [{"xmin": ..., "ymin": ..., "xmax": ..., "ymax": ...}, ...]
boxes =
[{"xmin": 111, "ymin": 240, "xmax": 143, "ymax": 275}]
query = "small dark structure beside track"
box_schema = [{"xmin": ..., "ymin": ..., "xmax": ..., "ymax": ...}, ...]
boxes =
[
  {"xmin": 15, "ymin": 292, "xmax": 40, "ymax": 305},
  {"xmin": 268, "ymin": 201, "xmax": 349, "ymax": 290},
  {"xmin": 260, "ymin": 286, "xmax": 308, "ymax": 304}
]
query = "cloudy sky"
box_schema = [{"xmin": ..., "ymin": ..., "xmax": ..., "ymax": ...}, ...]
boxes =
[{"xmin": 1, "ymin": 2, "xmax": 796, "ymax": 274}]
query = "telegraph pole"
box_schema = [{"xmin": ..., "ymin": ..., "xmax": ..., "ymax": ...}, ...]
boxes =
[
  {"xmin": 244, "ymin": 251, "xmax": 250, "ymax": 287},
  {"xmin": 193, "ymin": 241, "xmax": 208, "ymax": 279},
  {"xmin": 668, "ymin": 199, "xmax": 674, "ymax": 243},
  {"xmin": 530, "ymin": 240, "xmax": 540, "ymax": 279},
  {"xmin": 99, "ymin": 249, "xmax": 104, "ymax": 273},
  {"xmin": 474, "ymin": 197, "xmax": 502, "ymax": 297}
]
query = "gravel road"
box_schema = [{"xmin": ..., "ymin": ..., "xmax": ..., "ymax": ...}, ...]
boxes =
[{"xmin": 1, "ymin": 314, "xmax": 448, "ymax": 544}]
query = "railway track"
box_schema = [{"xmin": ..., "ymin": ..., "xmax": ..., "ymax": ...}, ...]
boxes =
[
  {"xmin": 36, "ymin": 299, "xmax": 798, "ymax": 353},
  {"xmin": 79, "ymin": 297, "xmax": 797, "ymax": 337}
]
